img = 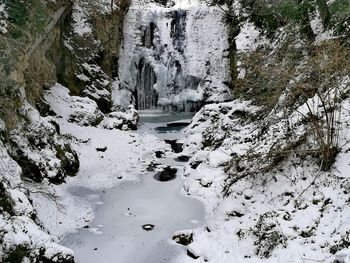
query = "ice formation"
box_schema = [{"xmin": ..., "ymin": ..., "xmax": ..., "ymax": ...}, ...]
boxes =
[{"xmin": 114, "ymin": 1, "xmax": 231, "ymax": 111}]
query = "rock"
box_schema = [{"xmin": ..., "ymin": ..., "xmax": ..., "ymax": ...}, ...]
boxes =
[
  {"xmin": 164, "ymin": 139, "xmax": 183, "ymax": 153},
  {"xmin": 35, "ymin": 98, "xmax": 57, "ymax": 117},
  {"xmin": 175, "ymin": 155, "xmax": 190, "ymax": 162},
  {"xmin": 146, "ymin": 162, "xmax": 160, "ymax": 172},
  {"xmin": 227, "ymin": 210, "xmax": 244, "ymax": 218},
  {"xmin": 200, "ymin": 179, "xmax": 212, "ymax": 188},
  {"xmin": 67, "ymin": 96, "xmax": 104, "ymax": 127},
  {"xmin": 190, "ymin": 161, "xmax": 202, "ymax": 169},
  {"xmin": 155, "ymin": 151, "xmax": 165, "ymax": 158},
  {"xmin": 172, "ymin": 232, "xmax": 193, "ymax": 246},
  {"xmin": 96, "ymin": 146, "xmax": 107, "ymax": 152},
  {"xmin": 9, "ymin": 103, "xmax": 80, "ymax": 184},
  {"xmin": 142, "ymin": 224, "xmax": 155, "ymax": 231},
  {"xmin": 154, "ymin": 166, "xmax": 177, "ymax": 182},
  {"xmin": 334, "ymin": 250, "xmax": 350, "ymax": 263},
  {"xmin": 187, "ymin": 248, "xmax": 200, "ymax": 259},
  {"xmin": 99, "ymin": 105, "xmax": 139, "ymax": 131}
]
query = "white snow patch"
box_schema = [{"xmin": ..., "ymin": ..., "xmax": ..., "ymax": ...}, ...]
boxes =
[{"xmin": 235, "ymin": 22, "xmax": 268, "ymax": 52}]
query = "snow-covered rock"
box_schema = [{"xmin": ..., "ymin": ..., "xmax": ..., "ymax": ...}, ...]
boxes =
[
  {"xmin": 0, "ymin": 121, "xmax": 74, "ymax": 262},
  {"xmin": 100, "ymin": 105, "xmax": 139, "ymax": 130},
  {"xmin": 8, "ymin": 102, "xmax": 79, "ymax": 184},
  {"xmin": 46, "ymin": 83, "xmax": 139, "ymax": 131}
]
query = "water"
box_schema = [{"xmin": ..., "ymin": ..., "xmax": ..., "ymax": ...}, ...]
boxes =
[{"xmin": 61, "ymin": 111, "xmax": 204, "ymax": 263}]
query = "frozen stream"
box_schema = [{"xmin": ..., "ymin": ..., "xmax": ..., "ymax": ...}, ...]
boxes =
[{"xmin": 61, "ymin": 111, "xmax": 205, "ymax": 263}]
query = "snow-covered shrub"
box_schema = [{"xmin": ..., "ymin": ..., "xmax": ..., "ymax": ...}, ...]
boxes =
[{"xmin": 253, "ymin": 211, "xmax": 287, "ymax": 258}]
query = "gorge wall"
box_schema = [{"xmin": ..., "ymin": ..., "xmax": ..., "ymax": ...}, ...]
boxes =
[{"xmin": 0, "ymin": 0, "xmax": 128, "ymax": 261}]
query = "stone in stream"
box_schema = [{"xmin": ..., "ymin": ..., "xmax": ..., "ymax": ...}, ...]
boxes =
[
  {"xmin": 190, "ymin": 161, "xmax": 202, "ymax": 169},
  {"xmin": 146, "ymin": 162, "xmax": 160, "ymax": 172},
  {"xmin": 187, "ymin": 248, "xmax": 200, "ymax": 259},
  {"xmin": 175, "ymin": 155, "xmax": 190, "ymax": 162},
  {"xmin": 172, "ymin": 232, "xmax": 193, "ymax": 246},
  {"xmin": 164, "ymin": 139, "xmax": 183, "ymax": 153},
  {"xmin": 96, "ymin": 146, "xmax": 107, "ymax": 152},
  {"xmin": 155, "ymin": 150, "xmax": 165, "ymax": 158},
  {"xmin": 142, "ymin": 224, "xmax": 155, "ymax": 231},
  {"xmin": 153, "ymin": 166, "xmax": 177, "ymax": 182}
]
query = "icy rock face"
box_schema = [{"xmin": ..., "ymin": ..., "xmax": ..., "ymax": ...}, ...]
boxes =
[
  {"xmin": 115, "ymin": 3, "xmax": 231, "ymax": 111},
  {"xmin": 8, "ymin": 102, "xmax": 79, "ymax": 184}
]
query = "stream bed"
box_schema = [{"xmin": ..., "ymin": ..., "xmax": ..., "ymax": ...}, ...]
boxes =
[{"xmin": 61, "ymin": 111, "xmax": 204, "ymax": 263}]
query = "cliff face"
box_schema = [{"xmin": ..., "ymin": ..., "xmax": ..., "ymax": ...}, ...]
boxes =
[
  {"xmin": 0, "ymin": 0, "xmax": 127, "ymax": 130},
  {"xmin": 0, "ymin": 0, "xmax": 69, "ymax": 130},
  {"xmin": 58, "ymin": 1, "xmax": 127, "ymax": 113},
  {"xmin": 0, "ymin": 1, "xmax": 128, "ymax": 261}
]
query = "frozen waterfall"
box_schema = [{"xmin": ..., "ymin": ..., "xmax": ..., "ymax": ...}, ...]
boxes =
[{"xmin": 113, "ymin": 2, "xmax": 231, "ymax": 111}]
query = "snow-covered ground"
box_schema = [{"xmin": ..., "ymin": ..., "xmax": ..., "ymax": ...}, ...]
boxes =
[
  {"xmin": 30, "ymin": 85, "xmax": 205, "ymax": 262},
  {"xmin": 170, "ymin": 91, "xmax": 350, "ymax": 263}
]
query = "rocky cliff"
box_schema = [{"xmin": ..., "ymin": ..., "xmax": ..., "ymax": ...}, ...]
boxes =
[{"xmin": 0, "ymin": 0, "xmax": 129, "ymax": 261}]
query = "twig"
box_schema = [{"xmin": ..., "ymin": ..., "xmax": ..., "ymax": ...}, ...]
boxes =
[{"xmin": 297, "ymin": 165, "xmax": 322, "ymax": 200}]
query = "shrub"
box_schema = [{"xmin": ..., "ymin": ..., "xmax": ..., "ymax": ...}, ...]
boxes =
[
  {"xmin": 291, "ymin": 40, "xmax": 350, "ymax": 170},
  {"xmin": 5, "ymin": 0, "xmax": 29, "ymax": 27}
]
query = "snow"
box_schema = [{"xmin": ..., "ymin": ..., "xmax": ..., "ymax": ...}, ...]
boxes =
[
  {"xmin": 315, "ymin": 29, "xmax": 336, "ymax": 45},
  {"xmin": 173, "ymin": 0, "xmax": 202, "ymax": 8},
  {"xmin": 32, "ymin": 87, "xmax": 205, "ymax": 262},
  {"xmin": 2, "ymin": 0, "xmax": 350, "ymax": 262},
  {"xmin": 235, "ymin": 22, "xmax": 268, "ymax": 52},
  {"xmin": 46, "ymin": 84, "xmax": 104, "ymax": 126},
  {"xmin": 170, "ymin": 76, "xmax": 350, "ymax": 263},
  {"xmin": 72, "ymin": 3, "xmax": 92, "ymax": 36},
  {"xmin": 310, "ymin": 10, "xmax": 324, "ymax": 35},
  {"xmin": 0, "ymin": 3, "xmax": 8, "ymax": 34},
  {"xmin": 0, "ymin": 136, "xmax": 73, "ymax": 261},
  {"xmin": 207, "ymin": 150, "xmax": 231, "ymax": 168}
]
